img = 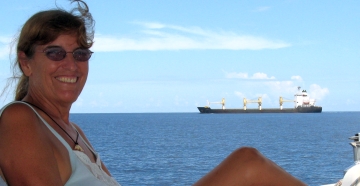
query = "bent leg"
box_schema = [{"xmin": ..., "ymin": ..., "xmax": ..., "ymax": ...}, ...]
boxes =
[{"xmin": 193, "ymin": 147, "xmax": 306, "ymax": 186}]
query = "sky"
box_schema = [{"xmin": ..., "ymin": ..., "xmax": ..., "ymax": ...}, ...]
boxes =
[{"xmin": 0, "ymin": 0, "xmax": 359, "ymax": 113}]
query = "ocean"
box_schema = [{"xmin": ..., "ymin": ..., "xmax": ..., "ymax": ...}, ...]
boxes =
[{"xmin": 70, "ymin": 112, "xmax": 360, "ymax": 186}]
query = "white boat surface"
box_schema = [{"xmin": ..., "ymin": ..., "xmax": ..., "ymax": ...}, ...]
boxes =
[{"xmin": 322, "ymin": 133, "xmax": 360, "ymax": 186}]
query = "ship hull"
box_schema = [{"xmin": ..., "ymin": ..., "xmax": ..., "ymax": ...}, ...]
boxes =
[{"xmin": 197, "ymin": 106, "xmax": 322, "ymax": 113}]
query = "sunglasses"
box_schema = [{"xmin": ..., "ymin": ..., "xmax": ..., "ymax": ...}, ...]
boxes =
[{"xmin": 41, "ymin": 46, "xmax": 93, "ymax": 61}]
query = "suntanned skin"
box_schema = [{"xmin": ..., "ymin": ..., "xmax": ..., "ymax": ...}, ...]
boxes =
[
  {"xmin": 0, "ymin": 103, "xmax": 70, "ymax": 185},
  {"xmin": 193, "ymin": 147, "xmax": 306, "ymax": 186},
  {"xmin": 0, "ymin": 34, "xmax": 111, "ymax": 185}
]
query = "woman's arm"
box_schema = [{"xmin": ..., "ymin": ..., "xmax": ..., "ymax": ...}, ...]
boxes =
[{"xmin": 0, "ymin": 104, "xmax": 66, "ymax": 186}]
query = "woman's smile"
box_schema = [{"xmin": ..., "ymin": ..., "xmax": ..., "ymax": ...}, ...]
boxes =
[{"xmin": 56, "ymin": 76, "xmax": 78, "ymax": 83}]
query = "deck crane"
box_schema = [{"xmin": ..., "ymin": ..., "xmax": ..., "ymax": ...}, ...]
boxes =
[
  {"xmin": 243, "ymin": 97, "xmax": 262, "ymax": 110},
  {"xmin": 207, "ymin": 98, "xmax": 226, "ymax": 110},
  {"xmin": 279, "ymin": 97, "xmax": 295, "ymax": 110}
]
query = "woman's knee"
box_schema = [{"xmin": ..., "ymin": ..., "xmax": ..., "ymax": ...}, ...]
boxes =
[
  {"xmin": 228, "ymin": 147, "xmax": 269, "ymax": 177},
  {"xmin": 230, "ymin": 147, "xmax": 265, "ymax": 163}
]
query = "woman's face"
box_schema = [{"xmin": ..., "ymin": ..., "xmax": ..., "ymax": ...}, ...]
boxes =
[{"xmin": 24, "ymin": 34, "xmax": 89, "ymax": 104}]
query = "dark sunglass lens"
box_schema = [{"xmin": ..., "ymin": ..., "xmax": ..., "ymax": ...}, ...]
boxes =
[
  {"xmin": 73, "ymin": 49, "xmax": 92, "ymax": 61},
  {"xmin": 45, "ymin": 48, "xmax": 66, "ymax": 61}
]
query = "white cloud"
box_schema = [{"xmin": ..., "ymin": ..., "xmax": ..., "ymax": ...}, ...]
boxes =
[
  {"xmin": 252, "ymin": 72, "xmax": 275, "ymax": 79},
  {"xmin": 225, "ymin": 71, "xmax": 275, "ymax": 80},
  {"xmin": 0, "ymin": 47, "xmax": 8, "ymax": 60},
  {"xmin": 139, "ymin": 22, "xmax": 166, "ymax": 29},
  {"xmin": 308, "ymin": 84, "xmax": 329, "ymax": 101},
  {"xmin": 234, "ymin": 91, "xmax": 246, "ymax": 98},
  {"xmin": 291, "ymin": 75, "xmax": 302, "ymax": 81},
  {"xmin": 0, "ymin": 36, "xmax": 13, "ymax": 60},
  {"xmin": 226, "ymin": 72, "xmax": 248, "ymax": 79},
  {"xmin": 248, "ymin": 82, "xmax": 329, "ymax": 103},
  {"xmin": 0, "ymin": 35, "xmax": 16, "ymax": 60},
  {"xmin": 0, "ymin": 36, "xmax": 12, "ymax": 43},
  {"xmin": 92, "ymin": 22, "xmax": 291, "ymax": 51},
  {"xmin": 264, "ymin": 81, "xmax": 296, "ymax": 91},
  {"xmin": 226, "ymin": 73, "xmax": 326, "ymax": 102}
]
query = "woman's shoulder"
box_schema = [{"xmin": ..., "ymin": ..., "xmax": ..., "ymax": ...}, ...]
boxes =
[
  {"xmin": 0, "ymin": 101, "xmax": 39, "ymax": 123},
  {"xmin": 1, "ymin": 101, "xmax": 33, "ymax": 112},
  {"xmin": 0, "ymin": 101, "xmax": 45, "ymax": 139}
]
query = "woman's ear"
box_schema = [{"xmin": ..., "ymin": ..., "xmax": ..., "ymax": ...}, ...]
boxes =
[{"xmin": 18, "ymin": 51, "xmax": 32, "ymax": 76}]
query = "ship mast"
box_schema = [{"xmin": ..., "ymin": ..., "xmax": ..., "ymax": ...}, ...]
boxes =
[
  {"xmin": 243, "ymin": 97, "xmax": 262, "ymax": 110},
  {"xmin": 207, "ymin": 98, "xmax": 226, "ymax": 110},
  {"xmin": 279, "ymin": 97, "xmax": 294, "ymax": 110}
]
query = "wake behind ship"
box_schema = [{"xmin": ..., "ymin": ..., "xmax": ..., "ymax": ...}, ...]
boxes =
[{"xmin": 197, "ymin": 87, "xmax": 322, "ymax": 114}]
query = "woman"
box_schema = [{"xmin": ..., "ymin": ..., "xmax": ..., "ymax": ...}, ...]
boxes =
[
  {"xmin": 0, "ymin": 0, "xmax": 305, "ymax": 185},
  {"xmin": 0, "ymin": 1, "xmax": 120, "ymax": 185}
]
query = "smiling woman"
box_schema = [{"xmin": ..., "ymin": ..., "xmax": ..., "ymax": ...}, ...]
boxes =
[{"xmin": 0, "ymin": 0, "xmax": 120, "ymax": 185}]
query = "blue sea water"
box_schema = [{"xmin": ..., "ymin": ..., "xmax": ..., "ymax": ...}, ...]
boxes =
[{"xmin": 70, "ymin": 112, "xmax": 360, "ymax": 186}]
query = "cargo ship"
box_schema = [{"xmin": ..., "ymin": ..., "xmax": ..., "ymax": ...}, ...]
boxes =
[{"xmin": 197, "ymin": 87, "xmax": 322, "ymax": 113}]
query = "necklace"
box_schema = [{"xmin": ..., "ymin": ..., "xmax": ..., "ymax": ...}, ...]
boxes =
[{"xmin": 23, "ymin": 101, "xmax": 84, "ymax": 152}]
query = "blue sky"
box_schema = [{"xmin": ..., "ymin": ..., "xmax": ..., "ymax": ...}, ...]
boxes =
[{"xmin": 0, "ymin": 0, "xmax": 359, "ymax": 113}]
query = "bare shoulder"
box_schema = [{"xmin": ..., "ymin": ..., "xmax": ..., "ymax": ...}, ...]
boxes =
[
  {"xmin": 0, "ymin": 102, "xmax": 46, "ymax": 139},
  {"xmin": 0, "ymin": 102, "xmax": 40, "ymax": 129},
  {"xmin": 0, "ymin": 103, "xmax": 63, "ymax": 185},
  {"xmin": 0, "ymin": 102, "xmax": 44, "ymax": 159},
  {"xmin": 1, "ymin": 103, "xmax": 34, "ymax": 118}
]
